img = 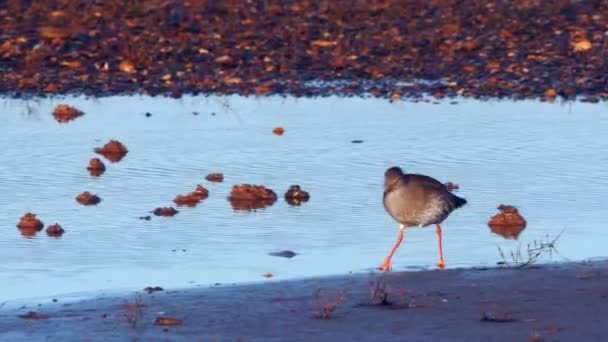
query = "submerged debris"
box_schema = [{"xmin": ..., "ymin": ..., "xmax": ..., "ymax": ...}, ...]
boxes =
[
  {"xmin": 76, "ymin": 191, "xmax": 102, "ymax": 206},
  {"xmin": 284, "ymin": 185, "xmax": 310, "ymax": 206},
  {"xmin": 269, "ymin": 250, "xmax": 297, "ymax": 259},
  {"xmin": 228, "ymin": 184, "xmax": 277, "ymax": 211},
  {"xmin": 45, "ymin": 223, "xmax": 65, "ymax": 237},
  {"xmin": 94, "ymin": 140, "xmax": 128, "ymax": 163},
  {"xmin": 143, "ymin": 286, "xmax": 164, "ymax": 294},
  {"xmin": 173, "ymin": 185, "xmax": 209, "ymax": 207},
  {"xmin": 152, "ymin": 207, "xmax": 179, "ymax": 217},
  {"xmin": 205, "ymin": 173, "xmax": 224, "ymax": 182},
  {"xmin": 87, "ymin": 158, "xmax": 106, "ymax": 177},
  {"xmin": 52, "ymin": 104, "xmax": 84, "ymax": 123},
  {"xmin": 488, "ymin": 204, "xmax": 527, "ymax": 239}
]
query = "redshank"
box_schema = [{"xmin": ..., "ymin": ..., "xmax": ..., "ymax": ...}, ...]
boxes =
[{"xmin": 379, "ymin": 166, "xmax": 467, "ymax": 271}]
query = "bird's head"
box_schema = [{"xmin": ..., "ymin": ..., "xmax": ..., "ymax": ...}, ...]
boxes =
[{"xmin": 384, "ymin": 166, "xmax": 404, "ymax": 190}]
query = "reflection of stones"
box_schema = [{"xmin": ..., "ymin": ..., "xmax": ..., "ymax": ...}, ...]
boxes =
[
  {"xmin": 174, "ymin": 185, "xmax": 209, "ymax": 207},
  {"xmin": 94, "ymin": 140, "xmax": 128, "ymax": 163},
  {"xmin": 228, "ymin": 184, "xmax": 277, "ymax": 211},
  {"xmin": 17, "ymin": 213, "xmax": 44, "ymax": 237},
  {"xmin": 52, "ymin": 104, "xmax": 84, "ymax": 123},
  {"xmin": 76, "ymin": 191, "xmax": 101, "ymax": 206},
  {"xmin": 284, "ymin": 185, "xmax": 310, "ymax": 206},
  {"xmin": 487, "ymin": 204, "xmax": 527, "ymax": 239},
  {"xmin": 153, "ymin": 207, "xmax": 179, "ymax": 217},
  {"xmin": 444, "ymin": 182, "xmax": 459, "ymax": 192},
  {"xmin": 46, "ymin": 223, "xmax": 65, "ymax": 237},
  {"xmin": 87, "ymin": 158, "xmax": 106, "ymax": 177},
  {"xmin": 205, "ymin": 173, "xmax": 224, "ymax": 182}
]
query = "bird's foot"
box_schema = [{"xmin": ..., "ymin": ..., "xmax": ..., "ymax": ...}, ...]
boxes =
[
  {"xmin": 377, "ymin": 262, "xmax": 392, "ymax": 272},
  {"xmin": 437, "ymin": 260, "xmax": 445, "ymax": 269}
]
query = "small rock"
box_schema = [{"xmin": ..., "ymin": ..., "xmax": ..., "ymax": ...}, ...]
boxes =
[
  {"xmin": 87, "ymin": 158, "xmax": 106, "ymax": 177},
  {"xmin": 284, "ymin": 185, "xmax": 310, "ymax": 206},
  {"xmin": 173, "ymin": 185, "xmax": 209, "ymax": 207},
  {"xmin": 17, "ymin": 213, "xmax": 44, "ymax": 231},
  {"xmin": 94, "ymin": 140, "xmax": 128, "ymax": 163},
  {"xmin": 45, "ymin": 223, "xmax": 65, "ymax": 237},
  {"xmin": 573, "ymin": 39, "xmax": 592, "ymax": 52},
  {"xmin": 76, "ymin": 191, "xmax": 101, "ymax": 206},
  {"xmin": 118, "ymin": 60, "xmax": 136, "ymax": 73},
  {"xmin": 205, "ymin": 173, "xmax": 224, "ymax": 182},
  {"xmin": 488, "ymin": 204, "xmax": 527, "ymax": 239},
  {"xmin": 154, "ymin": 317, "xmax": 182, "ymax": 326},
  {"xmin": 228, "ymin": 184, "xmax": 278, "ymax": 211},
  {"xmin": 52, "ymin": 104, "xmax": 84, "ymax": 123},
  {"xmin": 152, "ymin": 207, "xmax": 179, "ymax": 217}
]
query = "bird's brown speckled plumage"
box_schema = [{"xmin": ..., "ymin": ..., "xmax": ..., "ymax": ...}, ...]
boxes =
[{"xmin": 383, "ymin": 166, "xmax": 467, "ymax": 228}]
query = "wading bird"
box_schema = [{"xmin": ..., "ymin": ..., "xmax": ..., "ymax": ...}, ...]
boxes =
[{"xmin": 380, "ymin": 166, "xmax": 467, "ymax": 271}]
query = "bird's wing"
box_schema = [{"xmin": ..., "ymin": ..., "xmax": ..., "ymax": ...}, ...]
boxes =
[{"xmin": 402, "ymin": 174, "xmax": 448, "ymax": 193}]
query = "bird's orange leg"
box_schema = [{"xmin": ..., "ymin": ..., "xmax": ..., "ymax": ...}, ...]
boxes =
[
  {"xmin": 436, "ymin": 224, "xmax": 445, "ymax": 269},
  {"xmin": 378, "ymin": 226, "xmax": 405, "ymax": 272}
]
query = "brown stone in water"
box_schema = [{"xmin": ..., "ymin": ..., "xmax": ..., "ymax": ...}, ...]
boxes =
[
  {"xmin": 205, "ymin": 173, "xmax": 224, "ymax": 182},
  {"xmin": 52, "ymin": 104, "xmax": 83, "ymax": 123},
  {"xmin": 17, "ymin": 213, "xmax": 44, "ymax": 233},
  {"xmin": 87, "ymin": 158, "xmax": 106, "ymax": 177},
  {"xmin": 229, "ymin": 184, "xmax": 277, "ymax": 211},
  {"xmin": 94, "ymin": 140, "xmax": 128, "ymax": 163},
  {"xmin": 46, "ymin": 223, "xmax": 65, "ymax": 237},
  {"xmin": 153, "ymin": 207, "xmax": 179, "ymax": 216},
  {"xmin": 76, "ymin": 191, "xmax": 101, "ymax": 206},
  {"xmin": 173, "ymin": 185, "xmax": 209, "ymax": 207},
  {"xmin": 284, "ymin": 185, "xmax": 310, "ymax": 206},
  {"xmin": 488, "ymin": 204, "xmax": 527, "ymax": 239}
]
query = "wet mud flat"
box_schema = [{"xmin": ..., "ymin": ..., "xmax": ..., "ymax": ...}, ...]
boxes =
[
  {"xmin": 2, "ymin": 0, "xmax": 608, "ymax": 101},
  {"xmin": 1, "ymin": 260, "xmax": 607, "ymax": 341}
]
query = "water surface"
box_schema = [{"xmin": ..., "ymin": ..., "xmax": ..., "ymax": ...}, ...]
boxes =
[{"xmin": 1, "ymin": 95, "xmax": 607, "ymax": 302}]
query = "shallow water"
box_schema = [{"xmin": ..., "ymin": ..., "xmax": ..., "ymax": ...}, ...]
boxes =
[{"xmin": 1, "ymin": 95, "xmax": 607, "ymax": 302}]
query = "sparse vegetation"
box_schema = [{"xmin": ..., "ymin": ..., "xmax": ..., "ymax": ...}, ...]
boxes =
[
  {"xmin": 497, "ymin": 230, "xmax": 567, "ymax": 268},
  {"xmin": 479, "ymin": 303, "xmax": 517, "ymax": 323},
  {"xmin": 365, "ymin": 276, "xmax": 420, "ymax": 309},
  {"xmin": 311, "ymin": 287, "xmax": 348, "ymax": 319},
  {"xmin": 115, "ymin": 295, "xmax": 146, "ymax": 328}
]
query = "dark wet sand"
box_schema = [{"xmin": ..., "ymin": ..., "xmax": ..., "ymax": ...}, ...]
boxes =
[{"xmin": 1, "ymin": 260, "xmax": 607, "ymax": 341}]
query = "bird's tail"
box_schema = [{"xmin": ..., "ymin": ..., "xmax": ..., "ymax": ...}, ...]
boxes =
[{"xmin": 450, "ymin": 194, "xmax": 467, "ymax": 209}]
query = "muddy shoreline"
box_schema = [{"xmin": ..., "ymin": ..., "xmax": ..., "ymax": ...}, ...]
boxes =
[
  {"xmin": 1, "ymin": 260, "xmax": 606, "ymax": 341},
  {"xmin": 2, "ymin": 1, "xmax": 608, "ymax": 101}
]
